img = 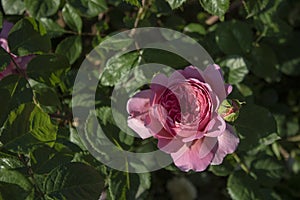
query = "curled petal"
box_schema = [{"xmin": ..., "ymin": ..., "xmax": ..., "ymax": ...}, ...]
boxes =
[
  {"xmin": 203, "ymin": 64, "xmax": 228, "ymax": 101},
  {"xmin": 211, "ymin": 125, "xmax": 239, "ymax": 165}
]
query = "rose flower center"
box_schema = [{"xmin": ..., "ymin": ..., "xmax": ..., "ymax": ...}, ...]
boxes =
[{"xmin": 158, "ymin": 79, "xmax": 212, "ymax": 131}]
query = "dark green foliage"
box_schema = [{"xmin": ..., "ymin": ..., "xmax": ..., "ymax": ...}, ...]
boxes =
[{"xmin": 1, "ymin": 0, "xmax": 300, "ymax": 199}]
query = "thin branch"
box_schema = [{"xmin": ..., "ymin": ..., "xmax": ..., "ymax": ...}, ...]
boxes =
[{"xmin": 232, "ymin": 152, "xmax": 251, "ymax": 174}]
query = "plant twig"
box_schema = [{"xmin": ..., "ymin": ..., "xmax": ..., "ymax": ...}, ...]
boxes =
[
  {"xmin": 129, "ymin": 0, "xmax": 147, "ymax": 37},
  {"xmin": 18, "ymin": 154, "xmax": 46, "ymax": 200},
  {"xmin": 232, "ymin": 152, "xmax": 251, "ymax": 174}
]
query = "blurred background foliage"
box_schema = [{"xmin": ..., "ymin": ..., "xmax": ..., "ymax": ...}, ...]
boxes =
[{"xmin": 0, "ymin": 0, "xmax": 300, "ymax": 199}]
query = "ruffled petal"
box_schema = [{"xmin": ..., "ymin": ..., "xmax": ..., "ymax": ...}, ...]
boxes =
[{"xmin": 211, "ymin": 125, "xmax": 239, "ymax": 165}]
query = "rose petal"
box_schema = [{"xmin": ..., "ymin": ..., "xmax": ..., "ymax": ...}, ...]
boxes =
[
  {"xmin": 127, "ymin": 90, "xmax": 153, "ymax": 139},
  {"xmin": 146, "ymin": 111, "xmax": 164, "ymax": 135},
  {"xmin": 204, "ymin": 114, "xmax": 226, "ymax": 137},
  {"xmin": 0, "ymin": 21, "xmax": 14, "ymax": 39},
  {"xmin": 168, "ymin": 70, "xmax": 186, "ymax": 86},
  {"xmin": 179, "ymin": 65, "xmax": 204, "ymax": 81},
  {"xmin": 150, "ymin": 73, "xmax": 168, "ymax": 94},
  {"xmin": 225, "ymin": 84, "xmax": 233, "ymax": 95},
  {"xmin": 198, "ymin": 136, "xmax": 218, "ymax": 158},
  {"xmin": 126, "ymin": 89, "xmax": 152, "ymax": 114},
  {"xmin": 0, "ymin": 62, "xmax": 15, "ymax": 80},
  {"xmin": 16, "ymin": 55, "xmax": 35, "ymax": 70},
  {"xmin": 174, "ymin": 127, "xmax": 198, "ymax": 138},
  {"xmin": 211, "ymin": 125, "xmax": 239, "ymax": 165},
  {"xmin": 203, "ymin": 64, "xmax": 227, "ymax": 101},
  {"xmin": 128, "ymin": 117, "xmax": 152, "ymax": 139},
  {"xmin": 157, "ymin": 136, "xmax": 185, "ymax": 153},
  {"xmin": 171, "ymin": 139, "xmax": 217, "ymax": 172},
  {"xmin": 0, "ymin": 38, "xmax": 9, "ymax": 52}
]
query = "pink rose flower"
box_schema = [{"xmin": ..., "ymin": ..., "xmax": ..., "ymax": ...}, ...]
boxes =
[
  {"xmin": 0, "ymin": 21, "xmax": 34, "ymax": 80},
  {"xmin": 127, "ymin": 65, "xmax": 239, "ymax": 172}
]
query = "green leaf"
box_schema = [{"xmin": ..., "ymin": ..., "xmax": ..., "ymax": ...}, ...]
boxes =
[
  {"xmin": 101, "ymin": 52, "xmax": 140, "ymax": 86},
  {"xmin": 280, "ymin": 57, "xmax": 300, "ymax": 76},
  {"xmin": 250, "ymin": 44, "xmax": 279, "ymax": 82},
  {"xmin": 69, "ymin": 126, "xmax": 86, "ymax": 150},
  {"xmin": 39, "ymin": 18, "xmax": 66, "ymax": 38},
  {"xmin": 1, "ymin": 0, "xmax": 25, "ymax": 15},
  {"xmin": 119, "ymin": 131, "xmax": 134, "ymax": 146},
  {"xmin": 0, "ymin": 103, "xmax": 58, "ymax": 152},
  {"xmin": 0, "ymin": 47, "xmax": 11, "ymax": 70},
  {"xmin": 276, "ymin": 32, "xmax": 300, "ymax": 76},
  {"xmin": 0, "ymin": 89, "xmax": 10, "ymax": 128},
  {"xmin": 0, "ymin": 77, "xmax": 33, "ymax": 125},
  {"xmin": 199, "ymin": 0, "xmax": 230, "ymax": 19},
  {"xmin": 62, "ymin": 4, "xmax": 82, "ymax": 33},
  {"xmin": 227, "ymin": 171, "xmax": 263, "ymax": 200},
  {"xmin": 165, "ymin": 0, "xmax": 186, "ymax": 9},
  {"xmin": 142, "ymin": 49, "xmax": 189, "ymax": 69},
  {"xmin": 209, "ymin": 155, "xmax": 235, "ymax": 176},
  {"xmin": 184, "ymin": 23, "xmax": 206, "ymax": 35},
  {"xmin": 235, "ymin": 104, "xmax": 277, "ymax": 151},
  {"xmin": 26, "ymin": 54, "xmax": 70, "ymax": 87},
  {"xmin": 67, "ymin": 0, "xmax": 108, "ymax": 17},
  {"xmin": 0, "ymin": 11, "xmax": 2, "ymax": 28},
  {"xmin": 215, "ymin": 20, "xmax": 253, "ymax": 55},
  {"xmin": 24, "ymin": 0, "xmax": 61, "ymax": 18},
  {"xmin": 0, "ymin": 182, "xmax": 34, "ymax": 200},
  {"xmin": 252, "ymin": 156, "xmax": 284, "ymax": 187},
  {"xmin": 135, "ymin": 173, "xmax": 151, "ymax": 199},
  {"xmin": 108, "ymin": 170, "xmax": 148, "ymax": 200},
  {"xmin": 243, "ymin": 0, "xmax": 270, "ymax": 18},
  {"xmin": 100, "ymin": 37, "xmax": 134, "ymax": 51},
  {"xmin": 0, "ymin": 169, "xmax": 32, "ymax": 191},
  {"xmin": 123, "ymin": 0, "xmax": 141, "ymax": 7},
  {"xmin": 8, "ymin": 17, "xmax": 51, "ymax": 56},
  {"xmin": 55, "ymin": 36, "xmax": 82, "ymax": 64},
  {"xmin": 30, "ymin": 146, "xmax": 73, "ymax": 174},
  {"xmin": 0, "ymin": 152, "xmax": 24, "ymax": 169},
  {"xmin": 222, "ymin": 56, "xmax": 249, "ymax": 84},
  {"xmin": 253, "ymin": 0, "xmax": 292, "ymax": 38},
  {"xmin": 31, "ymin": 82, "xmax": 62, "ymax": 111},
  {"xmin": 43, "ymin": 162, "xmax": 104, "ymax": 199}
]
